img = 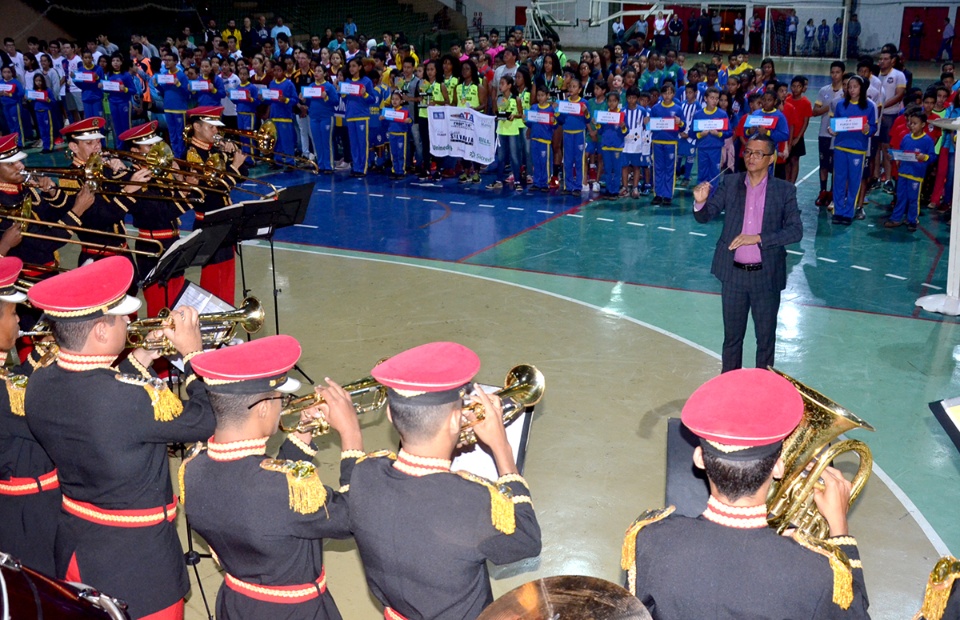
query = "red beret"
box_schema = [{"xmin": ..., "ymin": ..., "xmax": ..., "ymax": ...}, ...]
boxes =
[
  {"xmin": 118, "ymin": 121, "xmax": 162, "ymax": 145},
  {"xmin": 191, "ymin": 335, "xmax": 302, "ymax": 394},
  {"xmin": 61, "ymin": 117, "xmax": 106, "ymax": 139},
  {"xmin": 682, "ymin": 369, "xmax": 802, "ymax": 453},
  {"xmin": 0, "ymin": 257, "xmax": 25, "ymax": 303},
  {"xmin": 189, "ymin": 106, "xmax": 225, "ymax": 126},
  {"xmin": 372, "ymin": 342, "xmax": 479, "ymax": 403},
  {"xmin": 27, "ymin": 256, "xmax": 141, "ymax": 321},
  {"xmin": 0, "ymin": 134, "xmax": 25, "ymax": 164}
]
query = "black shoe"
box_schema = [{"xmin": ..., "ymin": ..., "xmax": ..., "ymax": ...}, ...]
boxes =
[
  {"xmin": 560, "ymin": 189, "xmax": 571, "ymax": 195},
  {"xmin": 652, "ymin": 196, "xmax": 663, "ymax": 205},
  {"xmin": 831, "ymin": 214, "xmax": 843, "ymax": 224},
  {"xmin": 572, "ymin": 190, "xmax": 581, "ymax": 197},
  {"xmin": 662, "ymin": 198, "xmax": 673, "ymax": 206},
  {"xmin": 907, "ymin": 223, "xmax": 918, "ymax": 232},
  {"xmin": 840, "ymin": 216, "xmax": 853, "ymax": 226},
  {"xmin": 854, "ymin": 208, "xmax": 865, "ymax": 220}
]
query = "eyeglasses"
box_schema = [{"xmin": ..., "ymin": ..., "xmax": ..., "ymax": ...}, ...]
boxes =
[
  {"xmin": 742, "ymin": 148, "xmax": 774, "ymax": 160},
  {"xmin": 247, "ymin": 394, "xmax": 293, "ymax": 409}
]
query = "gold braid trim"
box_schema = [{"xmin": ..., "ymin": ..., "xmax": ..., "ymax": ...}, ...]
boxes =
[
  {"xmin": 127, "ymin": 354, "xmax": 151, "ymax": 378},
  {"xmin": 497, "ymin": 473, "xmax": 528, "ymax": 486},
  {"xmin": 793, "ymin": 532, "xmax": 854, "ymax": 610},
  {"xmin": 355, "ymin": 450, "xmax": 397, "ymax": 464},
  {"xmin": 338, "ymin": 484, "xmax": 349, "ymax": 493},
  {"xmin": 177, "ymin": 442, "xmax": 206, "ymax": 505},
  {"xmin": 181, "ymin": 350, "xmax": 202, "ymax": 365},
  {"xmin": 260, "ymin": 459, "xmax": 327, "ymax": 515},
  {"xmin": 920, "ymin": 556, "xmax": 960, "ymax": 620},
  {"xmin": 4, "ymin": 375, "xmax": 27, "ymax": 416},
  {"xmin": 621, "ymin": 507, "xmax": 674, "ymax": 572},
  {"xmin": 341, "ymin": 450, "xmax": 365, "ymax": 461},
  {"xmin": 183, "ymin": 374, "xmax": 197, "ymax": 389},
  {"xmin": 287, "ymin": 434, "xmax": 317, "ymax": 457},
  {"xmin": 455, "ymin": 470, "xmax": 516, "ymax": 535},
  {"xmin": 829, "ymin": 536, "xmax": 858, "ymax": 547}
]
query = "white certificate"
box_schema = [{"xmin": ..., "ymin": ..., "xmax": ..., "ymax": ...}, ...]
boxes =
[
  {"xmin": 526, "ymin": 110, "xmax": 552, "ymax": 124},
  {"xmin": 302, "ymin": 87, "xmax": 325, "ymax": 99},
  {"xmin": 557, "ymin": 100, "xmax": 582, "ymax": 115},
  {"xmin": 383, "ymin": 108, "xmax": 408, "ymax": 121},
  {"xmin": 745, "ymin": 115, "xmax": 776, "ymax": 128},
  {"xmin": 595, "ymin": 110, "xmax": 624, "ymax": 125},
  {"xmin": 102, "ymin": 80, "xmax": 122, "ymax": 92},
  {"xmin": 228, "ymin": 89, "xmax": 250, "ymax": 101},
  {"xmin": 693, "ymin": 118, "xmax": 728, "ymax": 131},
  {"xmin": 339, "ymin": 83, "xmax": 361, "ymax": 95},
  {"xmin": 890, "ymin": 149, "xmax": 920, "ymax": 162},
  {"xmin": 73, "ymin": 72, "xmax": 95, "ymax": 83},
  {"xmin": 189, "ymin": 80, "xmax": 210, "ymax": 92},
  {"xmin": 831, "ymin": 116, "xmax": 865, "ymax": 132},
  {"xmin": 648, "ymin": 117, "xmax": 678, "ymax": 131},
  {"xmin": 261, "ymin": 89, "xmax": 281, "ymax": 101},
  {"xmin": 0, "ymin": 84, "xmax": 14, "ymax": 93},
  {"xmin": 26, "ymin": 90, "xmax": 47, "ymax": 101},
  {"xmin": 157, "ymin": 74, "xmax": 176, "ymax": 85}
]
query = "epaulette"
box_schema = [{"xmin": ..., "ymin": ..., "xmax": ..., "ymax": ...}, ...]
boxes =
[
  {"xmin": 455, "ymin": 470, "xmax": 516, "ymax": 535},
  {"xmin": 177, "ymin": 442, "xmax": 205, "ymax": 505},
  {"xmin": 918, "ymin": 556, "xmax": 960, "ymax": 620},
  {"xmin": 115, "ymin": 374, "xmax": 184, "ymax": 421},
  {"xmin": 186, "ymin": 147, "xmax": 203, "ymax": 165},
  {"xmin": 2, "ymin": 373, "xmax": 28, "ymax": 416},
  {"xmin": 793, "ymin": 532, "xmax": 854, "ymax": 610},
  {"xmin": 260, "ymin": 458, "xmax": 327, "ymax": 515},
  {"xmin": 355, "ymin": 449, "xmax": 397, "ymax": 464},
  {"xmin": 58, "ymin": 178, "xmax": 81, "ymax": 190},
  {"xmin": 621, "ymin": 506, "xmax": 675, "ymax": 572}
]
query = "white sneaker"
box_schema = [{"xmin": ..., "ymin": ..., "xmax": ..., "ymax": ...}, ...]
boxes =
[
  {"xmin": 335, "ymin": 161, "xmax": 351, "ymax": 171},
  {"xmin": 591, "ymin": 182, "xmax": 600, "ymax": 192},
  {"xmin": 582, "ymin": 183, "xmax": 590, "ymax": 193},
  {"xmin": 306, "ymin": 152, "xmax": 317, "ymax": 161}
]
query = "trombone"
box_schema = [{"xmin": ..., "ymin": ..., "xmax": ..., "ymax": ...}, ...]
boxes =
[
  {"xmin": 278, "ymin": 373, "xmax": 387, "ymax": 436},
  {"xmin": 207, "ymin": 121, "xmax": 319, "ymax": 174},
  {"xmin": 126, "ymin": 296, "xmax": 265, "ymax": 356},
  {"xmin": 1, "ymin": 197, "xmax": 165, "ymax": 258}
]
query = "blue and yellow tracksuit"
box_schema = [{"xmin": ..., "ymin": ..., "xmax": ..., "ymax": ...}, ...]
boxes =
[
  {"xmin": 75, "ymin": 64, "xmax": 104, "ymax": 120},
  {"xmin": 831, "ymin": 99, "xmax": 878, "ymax": 219},
  {"xmin": 343, "ymin": 76, "xmax": 378, "ymax": 174},
  {"xmin": 233, "ymin": 81, "xmax": 261, "ymax": 158},
  {"xmin": 32, "ymin": 89, "xmax": 57, "ymax": 150},
  {"xmin": 0, "ymin": 79, "xmax": 26, "ymax": 145},
  {"xmin": 385, "ymin": 108, "xmax": 412, "ymax": 176},
  {"xmin": 367, "ymin": 83, "xmax": 390, "ymax": 168},
  {"xmin": 597, "ymin": 111, "xmax": 628, "ymax": 196},
  {"xmin": 693, "ymin": 106, "xmax": 733, "ymax": 194},
  {"xmin": 746, "ymin": 107, "xmax": 790, "ymax": 144},
  {"xmin": 304, "ymin": 81, "xmax": 340, "ymax": 172},
  {"xmin": 267, "ymin": 78, "xmax": 299, "ymax": 165},
  {"xmin": 194, "ymin": 76, "xmax": 225, "ymax": 108},
  {"xmin": 557, "ymin": 97, "xmax": 589, "ymax": 191},
  {"xmin": 105, "ymin": 71, "xmax": 136, "ymax": 144},
  {"xmin": 529, "ymin": 103, "xmax": 557, "ymax": 190},
  {"xmin": 154, "ymin": 70, "xmax": 190, "ymax": 158},
  {"xmin": 650, "ymin": 100, "xmax": 683, "ymax": 199},
  {"xmin": 893, "ymin": 132, "xmax": 936, "ymax": 225}
]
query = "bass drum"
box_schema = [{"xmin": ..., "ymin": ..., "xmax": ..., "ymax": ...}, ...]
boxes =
[{"xmin": 0, "ymin": 552, "xmax": 128, "ymax": 619}]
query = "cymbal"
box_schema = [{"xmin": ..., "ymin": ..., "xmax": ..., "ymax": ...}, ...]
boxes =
[{"xmin": 478, "ymin": 575, "xmax": 652, "ymax": 620}]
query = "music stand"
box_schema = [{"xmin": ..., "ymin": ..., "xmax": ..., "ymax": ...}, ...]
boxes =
[{"xmin": 140, "ymin": 227, "xmax": 231, "ymax": 311}]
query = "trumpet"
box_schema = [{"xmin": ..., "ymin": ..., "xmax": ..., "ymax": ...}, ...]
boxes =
[
  {"xmin": 278, "ymin": 372, "xmax": 388, "ymax": 436},
  {"xmin": 1, "ymin": 197, "xmax": 165, "ymax": 258},
  {"xmin": 766, "ymin": 368, "xmax": 875, "ymax": 539},
  {"xmin": 215, "ymin": 122, "xmax": 320, "ymax": 174},
  {"xmin": 126, "ymin": 297, "xmax": 265, "ymax": 356},
  {"xmin": 458, "ymin": 365, "xmax": 545, "ymax": 446}
]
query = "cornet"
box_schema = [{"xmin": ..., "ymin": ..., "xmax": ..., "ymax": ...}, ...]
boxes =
[
  {"xmin": 278, "ymin": 372, "xmax": 387, "ymax": 436},
  {"xmin": 458, "ymin": 365, "xmax": 545, "ymax": 446},
  {"xmin": 126, "ymin": 297, "xmax": 265, "ymax": 356}
]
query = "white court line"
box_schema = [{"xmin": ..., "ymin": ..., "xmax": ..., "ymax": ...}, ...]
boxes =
[
  {"xmin": 537, "ymin": 210, "xmax": 554, "ymax": 214},
  {"xmin": 851, "ymin": 265, "xmax": 871, "ymax": 271},
  {"xmin": 867, "ymin": 224, "xmax": 875, "ymax": 228},
  {"xmin": 255, "ymin": 242, "xmax": 953, "ymax": 557},
  {"xmin": 294, "ymin": 224, "xmax": 319, "ymax": 229},
  {"xmin": 597, "ymin": 217, "xmax": 614, "ymax": 222},
  {"xmin": 423, "ymin": 198, "xmax": 438, "ymax": 203},
  {"xmin": 795, "ymin": 165, "xmax": 821, "ymax": 187},
  {"xmin": 657, "ymin": 226, "xmax": 675, "ymax": 232},
  {"xmin": 342, "ymin": 191, "xmax": 357, "ymax": 195},
  {"xmin": 566, "ymin": 213, "xmax": 584, "ymax": 218},
  {"xmin": 508, "ymin": 207, "xmax": 524, "ymax": 211},
  {"xmin": 886, "ymin": 273, "xmax": 907, "ymax": 281},
  {"xmin": 921, "ymin": 283, "xmax": 944, "ymax": 290},
  {"xmin": 817, "ymin": 257, "xmax": 838, "ymax": 263},
  {"xmin": 627, "ymin": 222, "xmax": 645, "ymax": 227},
  {"xmin": 318, "ymin": 189, "xmax": 332, "ymax": 193},
  {"xmin": 786, "ymin": 249, "xmax": 804, "ymax": 256},
  {"xmin": 451, "ymin": 201, "xmax": 466, "ymax": 205},
  {"xmin": 689, "ymin": 231, "xmax": 707, "ymax": 237},
  {"xmin": 479, "ymin": 203, "xmax": 496, "ymax": 208},
  {"xmin": 397, "ymin": 196, "xmax": 411, "ymax": 200},
  {"xmin": 369, "ymin": 193, "xmax": 384, "ymax": 198}
]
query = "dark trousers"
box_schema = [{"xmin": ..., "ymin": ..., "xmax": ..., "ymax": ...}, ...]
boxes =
[{"xmin": 721, "ymin": 283, "xmax": 781, "ymax": 373}]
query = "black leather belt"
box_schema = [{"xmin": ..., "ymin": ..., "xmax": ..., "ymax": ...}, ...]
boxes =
[{"xmin": 734, "ymin": 261, "xmax": 763, "ymax": 271}]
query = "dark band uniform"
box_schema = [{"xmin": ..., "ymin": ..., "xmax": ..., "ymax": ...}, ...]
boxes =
[
  {"xmin": 183, "ymin": 335, "xmax": 357, "ymax": 619},
  {"xmin": 57, "ymin": 118, "xmax": 135, "ymax": 268},
  {"xmin": 0, "ymin": 257, "xmax": 60, "ymax": 575},
  {"xmin": 118, "ymin": 122, "xmax": 189, "ymax": 315},
  {"xmin": 622, "ymin": 369, "xmax": 869, "ymax": 619},
  {"xmin": 185, "ymin": 106, "xmax": 250, "ymax": 305},
  {"xmin": 918, "ymin": 556, "xmax": 960, "ymax": 620},
  {"xmin": 24, "ymin": 257, "xmax": 215, "ymax": 619},
  {"xmin": 348, "ymin": 342, "xmax": 542, "ymax": 620},
  {"xmin": 0, "ymin": 134, "xmax": 71, "ymax": 277}
]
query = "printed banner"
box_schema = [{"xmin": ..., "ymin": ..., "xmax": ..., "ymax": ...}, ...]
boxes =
[
  {"xmin": 339, "ymin": 83, "xmax": 361, "ymax": 96},
  {"xmin": 189, "ymin": 80, "xmax": 210, "ymax": 92},
  {"xmin": 383, "ymin": 108, "xmax": 409, "ymax": 121},
  {"xmin": 261, "ymin": 89, "xmax": 281, "ymax": 101},
  {"xmin": 156, "ymin": 74, "xmax": 176, "ymax": 85},
  {"xmin": 26, "ymin": 90, "xmax": 48, "ymax": 101},
  {"xmin": 229, "ymin": 89, "xmax": 250, "ymax": 101},
  {"xmin": 889, "ymin": 149, "xmax": 920, "ymax": 162},
  {"xmin": 73, "ymin": 72, "xmax": 95, "ymax": 83},
  {"xmin": 745, "ymin": 115, "xmax": 777, "ymax": 128},
  {"xmin": 427, "ymin": 106, "xmax": 497, "ymax": 165},
  {"xmin": 694, "ymin": 118, "xmax": 729, "ymax": 131},
  {"xmin": 102, "ymin": 80, "xmax": 122, "ymax": 92},
  {"xmin": 831, "ymin": 116, "xmax": 866, "ymax": 132},
  {"xmin": 526, "ymin": 110, "xmax": 553, "ymax": 124},
  {"xmin": 595, "ymin": 111, "xmax": 625, "ymax": 125},
  {"xmin": 302, "ymin": 86, "xmax": 326, "ymax": 99},
  {"xmin": 648, "ymin": 117, "xmax": 679, "ymax": 131},
  {"xmin": 0, "ymin": 84, "xmax": 14, "ymax": 93},
  {"xmin": 557, "ymin": 100, "xmax": 583, "ymax": 115}
]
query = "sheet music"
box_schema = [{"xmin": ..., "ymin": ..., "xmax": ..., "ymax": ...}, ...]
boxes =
[
  {"xmin": 164, "ymin": 282, "xmax": 237, "ymax": 371},
  {"xmin": 451, "ymin": 383, "xmax": 531, "ymax": 481}
]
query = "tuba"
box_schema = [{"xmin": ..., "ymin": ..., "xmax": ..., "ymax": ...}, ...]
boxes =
[
  {"xmin": 766, "ymin": 368, "xmax": 875, "ymax": 539},
  {"xmin": 126, "ymin": 297, "xmax": 264, "ymax": 355},
  {"xmin": 278, "ymin": 372, "xmax": 387, "ymax": 436},
  {"xmin": 458, "ymin": 364, "xmax": 545, "ymax": 446}
]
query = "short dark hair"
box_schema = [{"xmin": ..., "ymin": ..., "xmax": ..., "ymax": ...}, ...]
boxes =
[
  {"xmin": 389, "ymin": 398, "xmax": 458, "ymax": 443},
  {"xmin": 701, "ymin": 448, "xmax": 780, "ymax": 501},
  {"xmin": 830, "ymin": 61, "xmax": 846, "ymax": 72},
  {"xmin": 747, "ymin": 133, "xmax": 776, "ymax": 155},
  {"xmin": 704, "ymin": 86, "xmax": 721, "ymax": 98},
  {"xmin": 907, "ymin": 110, "xmax": 928, "ymax": 125},
  {"xmin": 51, "ymin": 315, "xmax": 116, "ymax": 350},
  {"xmin": 208, "ymin": 391, "xmax": 262, "ymax": 428}
]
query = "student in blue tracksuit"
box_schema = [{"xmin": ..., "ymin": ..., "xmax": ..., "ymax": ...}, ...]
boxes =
[
  {"xmin": 0, "ymin": 67, "xmax": 27, "ymax": 145},
  {"xmin": 154, "ymin": 52, "xmax": 190, "ymax": 158},
  {"xmin": 76, "ymin": 50, "xmax": 105, "ymax": 121},
  {"xmin": 267, "ymin": 63, "xmax": 299, "ymax": 167},
  {"xmin": 303, "ymin": 64, "xmax": 340, "ymax": 173},
  {"xmin": 528, "ymin": 85, "xmax": 557, "ymax": 191},
  {"xmin": 886, "ymin": 111, "xmax": 936, "ymax": 232},
  {"xmin": 693, "ymin": 86, "xmax": 732, "ymax": 195},
  {"xmin": 382, "ymin": 91, "xmax": 413, "ymax": 178},
  {"xmin": 342, "ymin": 57, "xmax": 378, "ymax": 176},
  {"xmin": 594, "ymin": 92, "xmax": 628, "ymax": 200},
  {"xmin": 29, "ymin": 74, "xmax": 57, "ymax": 152},
  {"xmin": 650, "ymin": 82, "xmax": 683, "ymax": 205},
  {"xmin": 745, "ymin": 90, "xmax": 790, "ymax": 144},
  {"xmin": 557, "ymin": 77, "xmax": 589, "ymax": 195},
  {"xmin": 194, "ymin": 59, "xmax": 225, "ymax": 108},
  {"xmin": 678, "ymin": 84, "xmax": 701, "ymax": 186},
  {"xmin": 104, "ymin": 53, "xmax": 136, "ymax": 146},
  {"xmin": 829, "ymin": 75, "xmax": 877, "ymax": 225},
  {"xmin": 232, "ymin": 64, "xmax": 261, "ymax": 161}
]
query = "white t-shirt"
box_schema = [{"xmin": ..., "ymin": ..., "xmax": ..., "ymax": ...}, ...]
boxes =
[
  {"xmin": 654, "ymin": 18, "xmax": 667, "ymax": 36},
  {"xmin": 220, "ymin": 72, "xmax": 241, "ymax": 115},
  {"xmin": 734, "ymin": 18, "xmax": 744, "ymax": 34},
  {"xmin": 878, "ymin": 68, "xmax": 906, "ymax": 116},
  {"xmin": 816, "ymin": 84, "xmax": 844, "ymax": 138},
  {"xmin": 65, "ymin": 55, "xmax": 83, "ymax": 93}
]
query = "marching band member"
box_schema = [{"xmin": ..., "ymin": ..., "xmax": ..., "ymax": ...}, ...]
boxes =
[
  {"xmin": 622, "ymin": 369, "xmax": 869, "ymax": 619},
  {"xmin": 182, "ymin": 335, "xmax": 363, "ymax": 619},
  {"xmin": 25, "ymin": 256, "xmax": 214, "ymax": 620},
  {"xmin": 184, "ymin": 105, "xmax": 249, "ymax": 305},
  {"xmin": 916, "ymin": 556, "xmax": 960, "ymax": 620},
  {"xmin": 0, "ymin": 256, "xmax": 59, "ymax": 575},
  {"xmin": 118, "ymin": 121, "xmax": 190, "ymax": 315},
  {"xmin": 348, "ymin": 342, "xmax": 542, "ymax": 620}
]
